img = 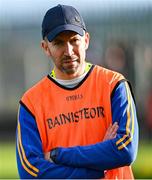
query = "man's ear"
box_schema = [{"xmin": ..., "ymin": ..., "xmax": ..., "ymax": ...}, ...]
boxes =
[
  {"xmin": 84, "ymin": 32, "xmax": 90, "ymax": 50},
  {"xmin": 41, "ymin": 40, "xmax": 51, "ymax": 57}
]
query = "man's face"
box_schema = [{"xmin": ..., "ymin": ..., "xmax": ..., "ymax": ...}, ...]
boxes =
[{"xmin": 41, "ymin": 31, "xmax": 90, "ymax": 79}]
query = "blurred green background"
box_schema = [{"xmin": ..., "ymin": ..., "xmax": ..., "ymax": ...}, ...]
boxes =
[{"xmin": 0, "ymin": 0, "xmax": 152, "ymax": 178}]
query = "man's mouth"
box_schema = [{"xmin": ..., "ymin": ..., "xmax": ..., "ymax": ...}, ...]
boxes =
[{"xmin": 63, "ymin": 58, "xmax": 77, "ymax": 64}]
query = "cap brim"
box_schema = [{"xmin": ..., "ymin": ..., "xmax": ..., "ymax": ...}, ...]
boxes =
[{"xmin": 46, "ymin": 24, "xmax": 84, "ymax": 42}]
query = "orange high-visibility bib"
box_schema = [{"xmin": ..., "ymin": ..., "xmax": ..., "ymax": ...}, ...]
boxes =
[{"xmin": 21, "ymin": 65, "xmax": 134, "ymax": 179}]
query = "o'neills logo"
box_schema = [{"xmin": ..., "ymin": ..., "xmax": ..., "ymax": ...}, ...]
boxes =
[{"xmin": 47, "ymin": 106, "xmax": 105, "ymax": 129}]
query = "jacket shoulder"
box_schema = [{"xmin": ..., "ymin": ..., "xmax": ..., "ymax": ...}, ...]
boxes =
[
  {"xmin": 20, "ymin": 76, "xmax": 49, "ymax": 103},
  {"xmin": 94, "ymin": 65, "xmax": 125, "ymax": 80},
  {"xmin": 94, "ymin": 65, "xmax": 126, "ymax": 92}
]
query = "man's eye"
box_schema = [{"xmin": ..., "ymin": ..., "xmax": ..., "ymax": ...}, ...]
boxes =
[
  {"xmin": 72, "ymin": 38, "xmax": 80, "ymax": 44},
  {"xmin": 53, "ymin": 40, "xmax": 63, "ymax": 46}
]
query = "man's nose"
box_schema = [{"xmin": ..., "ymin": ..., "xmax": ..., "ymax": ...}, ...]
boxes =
[{"xmin": 64, "ymin": 42, "xmax": 73, "ymax": 56}]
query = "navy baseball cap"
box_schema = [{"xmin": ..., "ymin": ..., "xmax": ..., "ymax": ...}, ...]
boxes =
[{"xmin": 42, "ymin": 4, "xmax": 86, "ymax": 42}]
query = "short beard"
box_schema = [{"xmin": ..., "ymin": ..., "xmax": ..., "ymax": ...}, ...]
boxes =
[{"xmin": 61, "ymin": 65, "xmax": 78, "ymax": 75}]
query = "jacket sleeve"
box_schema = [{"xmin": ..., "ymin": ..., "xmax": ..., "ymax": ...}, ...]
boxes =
[
  {"xmin": 53, "ymin": 81, "xmax": 139, "ymax": 171},
  {"xmin": 16, "ymin": 103, "xmax": 104, "ymax": 179}
]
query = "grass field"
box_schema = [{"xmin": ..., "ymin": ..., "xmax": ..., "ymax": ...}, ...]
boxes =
[
  {"xmin": 0, "ymin": 142, "xmax": 19, "ymax": 179},
  {"xmin": 0, "ymin": 141, "xmax": 152, "ymax": 179},
  {"xmin": 133, "ymin": 141, "xmax": 152, "ymax": 179}
]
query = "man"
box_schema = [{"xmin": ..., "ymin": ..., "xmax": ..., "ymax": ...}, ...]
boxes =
[{"xmin": 16, "ymin": 4, "xmax": 138, "ymax": 179}]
